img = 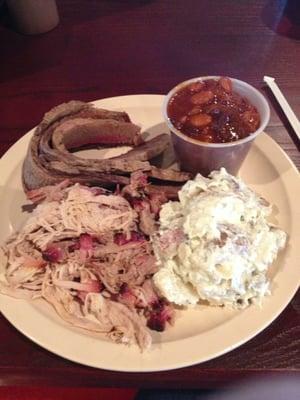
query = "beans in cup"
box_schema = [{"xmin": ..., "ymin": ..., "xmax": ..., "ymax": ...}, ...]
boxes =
[{"xmin": 167, "ymin": 77, "xmax": 261, "ymax": 144}]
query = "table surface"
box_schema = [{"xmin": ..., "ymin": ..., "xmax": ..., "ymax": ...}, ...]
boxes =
[{"xmin": 0, "ymin": 0, "xmax": 299, "ymax": 389}]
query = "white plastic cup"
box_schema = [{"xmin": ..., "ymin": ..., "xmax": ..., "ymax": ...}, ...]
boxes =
[
  {"xmin": 6, "ymin": 0, "xmax": 59, "ymax": 35},
  {"xmin": 163, "ymin": 76, "xmax": 270, "ymax": 176}
]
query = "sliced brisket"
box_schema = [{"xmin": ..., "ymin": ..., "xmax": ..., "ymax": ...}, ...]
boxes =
[
  {"xmin": 22, "ymin": 101, "xmax": 191, "ymax": 197},
  {"xmin": 112, "ymin": 133, "xmax": 170, "ymax": 161}
]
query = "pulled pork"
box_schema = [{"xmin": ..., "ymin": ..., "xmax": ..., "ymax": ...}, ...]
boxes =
[{"xmin": 0, "ymin": 173, "xmax": 174, "ymax": 351}]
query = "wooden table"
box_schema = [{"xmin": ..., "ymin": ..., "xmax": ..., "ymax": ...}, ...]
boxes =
[{"xmin": 0, "ymin": 0, "xmax": 299, "ymax": 388}]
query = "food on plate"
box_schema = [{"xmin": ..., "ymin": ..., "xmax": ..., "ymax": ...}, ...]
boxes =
[
  {"xmin": 22, "ymin": 101, "xmax": 191, "ymax": 199},
  {"xmin": 167, "ymin": 76, "xmax": 261, "ymax": 143},
  {"xmin": 0, "ymin": 95, "xmax": 286, "ymax": 352},
  {"xmin": 153, "ymin": 168, "xmax": 287, "ymax": 308},
  {"xmin": 111, "ymin": 133, "xmax": 170, "ymax": 161},
  {"xmin": 0, "ymin": 174, "xmax": 175, "ymax": 351}
]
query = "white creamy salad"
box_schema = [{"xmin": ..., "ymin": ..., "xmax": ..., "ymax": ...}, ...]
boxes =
[{"xmin": 153, "ymin": 168, "xmax": 287, "ymax": 308}]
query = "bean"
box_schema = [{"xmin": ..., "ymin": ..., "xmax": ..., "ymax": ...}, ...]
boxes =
[
  {"xmin": 219, "ymin": 77, "xmax": 232, "ymax": 93},
  {"xmin": 189, "ymin": 113, "xmax": 212, "ymax": 127},
  {"xmin": 190, "ymin": 90, "xmax": 214, "ymax": 105},
  {"xmin": 189, "ymin": 81, "xmax": 204, "ymax": 92},
  {"xmin": 188, "ymin": 107, "xmax": 202, "ymax": 116}
]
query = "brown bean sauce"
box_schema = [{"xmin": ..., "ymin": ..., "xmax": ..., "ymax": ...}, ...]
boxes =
[{"xmin": 167, "ymin": 77, "xmax": 260, "ymax": 143}]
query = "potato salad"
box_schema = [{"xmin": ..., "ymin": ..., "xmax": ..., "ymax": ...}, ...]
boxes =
[{"xmin": 153, "ymin": 168, "xmax": 287, "ymax": 308}]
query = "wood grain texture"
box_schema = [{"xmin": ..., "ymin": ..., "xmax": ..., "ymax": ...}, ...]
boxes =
[{"xmin": 0, "ymin": 0, "xmax": 299, "ymax": 388}]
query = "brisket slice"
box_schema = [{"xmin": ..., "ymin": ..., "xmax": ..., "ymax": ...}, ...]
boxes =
[
  {"xmin": 37, "ymin": 100, "xmax": 130, "ymax": 132},
  {"xmin": 111, "ymin": 134, "xmax": 170, "ymax": 161},
  {"xmin": 22, "ymin": 139, "xmax": 130, "ymax": 192},
  {"xmin": 37, "ymin": 123, "xmax": 150, "ymax": 174},
  {"xmin": 148, "ymin": 166, "xmax": 191, "ymax": 182},
  {"xmin": 22, "ymin": 101, "xmax": 191, "ymax": 198},
  {"xmin": 147, "ymin": 184, "xmax": 180, "ymax": 200},
  {"xmin": 51, "ymin": 118, "xmax": 143, "ymax": 149}
]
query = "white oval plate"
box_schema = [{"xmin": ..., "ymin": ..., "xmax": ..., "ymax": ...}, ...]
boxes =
[{"xmin": 0, "ymin": 95, "xmax": 299, "ymax": 372}]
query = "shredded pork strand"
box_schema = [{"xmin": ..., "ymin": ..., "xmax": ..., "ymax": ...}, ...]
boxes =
[{"xmin": 0, "ymin": 179, "xmax": 174, "ymax": 350}]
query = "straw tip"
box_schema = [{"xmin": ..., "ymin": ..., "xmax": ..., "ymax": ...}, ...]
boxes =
[{"xmin": 263, "ymin": 76, "xmax": 275, "ymax": 83}]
